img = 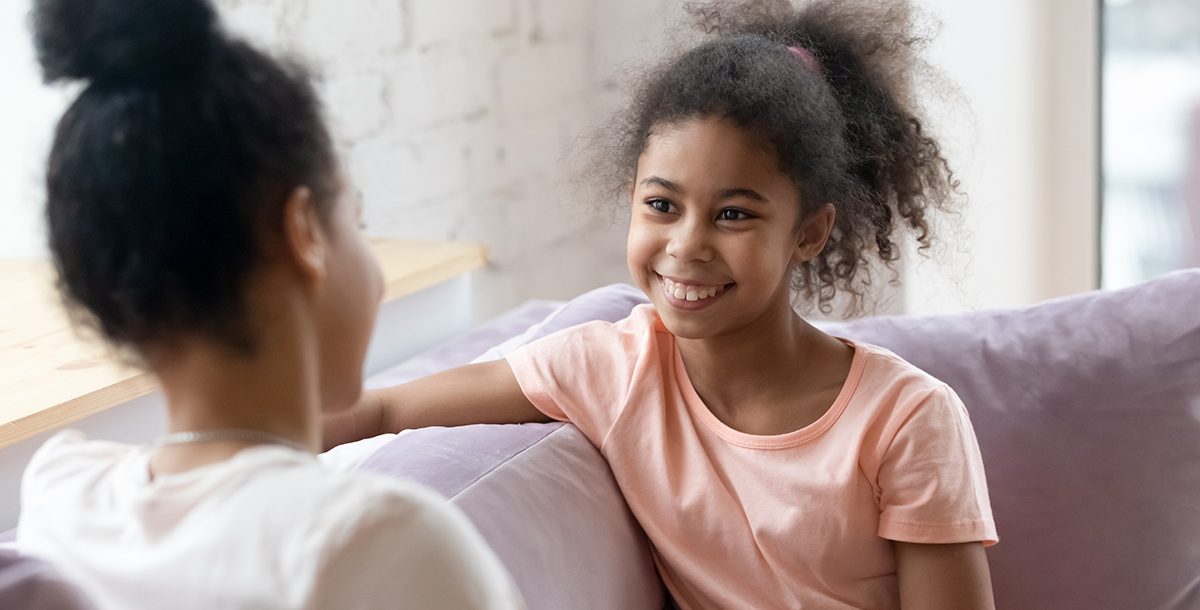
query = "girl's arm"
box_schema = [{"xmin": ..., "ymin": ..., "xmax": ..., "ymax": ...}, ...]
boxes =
[
  {"xmin": 895, "ymin": 542, "xmax": 995, "ymax": 609},
  {"xmin": 322, "ymin": 360, "xmax": 551, "ymax": 450}
]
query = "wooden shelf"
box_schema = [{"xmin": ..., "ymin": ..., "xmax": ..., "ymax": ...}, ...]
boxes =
[{"xmin": 0, "ymin": 239, "xmax": 486, "ymax": 449}]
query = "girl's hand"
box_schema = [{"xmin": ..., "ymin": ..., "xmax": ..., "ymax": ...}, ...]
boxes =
[{"xmin": 895, "ymin": 541, "xmax": 995, "ymax": 609}]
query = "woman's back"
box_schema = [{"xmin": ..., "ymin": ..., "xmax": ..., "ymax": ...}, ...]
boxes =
[{"xmin": 20, "ymin": 431, "xmax": 522, "ymax": 609}]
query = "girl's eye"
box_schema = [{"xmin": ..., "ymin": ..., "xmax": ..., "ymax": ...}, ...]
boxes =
[
  {"xmin": 645, "ymin": 198, "xmax": 674, "ymax": 214},
  {"xmin": 717, "ymin": 208, "xmax": 752, "ymax": 221}
]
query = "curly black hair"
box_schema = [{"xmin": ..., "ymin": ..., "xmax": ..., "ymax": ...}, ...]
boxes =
[
  {"xmin": 603, "ymin": 0, "xmax": 960, "ymax": 315},
  {"xmin": 31, "ymin": 0, "xmax": 338, "ymax": 355}
]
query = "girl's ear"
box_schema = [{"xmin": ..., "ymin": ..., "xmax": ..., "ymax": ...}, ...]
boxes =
[
  {"xmin": 281, "ymin": 186, "xmax": 327, "ymax": 289},
  {"xmin": 793, "ymin": 203, "xmax": 836, "ymax": 264}
]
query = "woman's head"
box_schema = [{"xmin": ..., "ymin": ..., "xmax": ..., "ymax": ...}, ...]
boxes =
[
  {"xmin": 33, "ymin": 0, "xmax": 380, "ymax": 408},
  {"xmin": 612, "ymin": 0, "xmax": 958, "ymax": 324}
]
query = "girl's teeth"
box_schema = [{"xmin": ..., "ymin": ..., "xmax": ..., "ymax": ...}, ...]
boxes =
[{"xmin": 663, "ymin": 277, "xmax": 724, "ymax": 302}]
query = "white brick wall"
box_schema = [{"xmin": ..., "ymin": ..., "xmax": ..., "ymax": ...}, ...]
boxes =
[
  {"xmin": 2, "ymin": 0, "xmax": 1100, "ymax": 319},
  {"xmin": 216, "ymin": 0, "xmax": 676, "ymax": 320}
]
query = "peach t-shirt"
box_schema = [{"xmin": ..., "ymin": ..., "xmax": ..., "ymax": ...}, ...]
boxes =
[{"xmin": 507, "ymin": 304, "xmax": 997, "ymax": 610}]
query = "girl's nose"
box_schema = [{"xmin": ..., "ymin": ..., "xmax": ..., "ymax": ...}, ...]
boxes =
[{"xmin": 665, "ymin": 217, "xmax": 714, "ymax": 262}]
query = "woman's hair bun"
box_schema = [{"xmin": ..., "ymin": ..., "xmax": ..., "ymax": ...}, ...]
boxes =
[{"xmin": 32, "ymin": 0, "xmax": 220, "ymax": 85}]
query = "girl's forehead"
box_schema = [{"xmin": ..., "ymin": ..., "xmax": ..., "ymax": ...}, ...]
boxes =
[{"xmin": 637, "ymin": 117, "xmax": 788, "ymax": 188}]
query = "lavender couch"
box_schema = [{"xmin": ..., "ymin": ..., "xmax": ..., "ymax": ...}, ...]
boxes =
[
  {"xmin": 5, "ymin": 273, "xmax": 1198, "ymax": 608},
  {"xmin": 341, "ymin": 273, "xmax": 1200, "ymax": 609}
]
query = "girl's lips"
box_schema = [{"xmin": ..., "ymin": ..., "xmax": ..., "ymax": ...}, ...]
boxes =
[{"xmin": 656, "ymin": 274, "xmax": 734, "ymax": 311}]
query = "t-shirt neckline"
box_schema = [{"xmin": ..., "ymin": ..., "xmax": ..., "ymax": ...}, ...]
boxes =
[
  {"xmin": 132, "ymin": 443, "xmax": 316, "ymax": 486},
  {"xmin": 672, "ymin": 336, "xmax": 868, "ymax": 449}
]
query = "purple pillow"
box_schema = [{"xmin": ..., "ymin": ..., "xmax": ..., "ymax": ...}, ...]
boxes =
[{"xmin": 823, "ymin": 269, "xmax": 1200, "ymax": 609}]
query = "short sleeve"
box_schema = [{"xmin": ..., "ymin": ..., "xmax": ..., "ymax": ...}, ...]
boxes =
[
  {"xmin": 310, "ymin": 485, "xmax": 525, "ymax": 609},
  {"xmin": 876, "ymin": 385, "xmax": 998, "ymax": 546},
  {"xmin": 505, "ymin": 311, "xmax": 651, "ymax": 448}
]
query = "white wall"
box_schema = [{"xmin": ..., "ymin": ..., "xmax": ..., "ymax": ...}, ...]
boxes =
[
  {"xmin": 1, "ymin": 0, "xmax": 1098, "ymax": 320},
  {"xmin": 0, "ymin": 0, "xmax": 71, "ymax": 260},
  {"xmin": 213, "ymin": 0, "xmax": 676, "ymax": 320},
  {"xmin": 904, "ymin": 0, "xmax": 1098, "ymax": 314}
]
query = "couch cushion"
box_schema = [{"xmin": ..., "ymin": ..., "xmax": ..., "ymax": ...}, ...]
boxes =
[
  {"xmin": 0, "ymin": 550, "xmax": 94, "ymax": 609},
  {"xmin": 823, "ymin": 269, "xmax": 1200, "ymax": 609},
  {"xmin": 358, "ymin": 423, "xmax": 664, "ymax": 610}
]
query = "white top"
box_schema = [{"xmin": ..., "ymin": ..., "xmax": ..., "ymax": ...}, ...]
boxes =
[{"xmin": 16, "ymin": 430, "xmax": 524, "ymax": 610}]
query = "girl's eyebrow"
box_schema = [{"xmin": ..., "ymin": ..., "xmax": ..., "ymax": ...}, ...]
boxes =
[
  {"xmin": 717, "ymin": 187, "xmax": 767, "ymax": 203},
  {"xmin": 640, "ymin": 176, "xmax": 682, "ymax": 192},
  {"xmin": 641, "ymin": 176, "xmax": 768, "ymax": 203}
]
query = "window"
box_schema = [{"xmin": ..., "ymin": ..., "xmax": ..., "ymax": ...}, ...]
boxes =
[{"xmin": 1101, "ymin": 0, "xmax": 1200, "ymax": 288}]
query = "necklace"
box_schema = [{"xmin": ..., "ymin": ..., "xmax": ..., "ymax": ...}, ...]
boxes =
[{"xmin": 154, "ymin": 429, "xmax": 312, "ymax": 454}]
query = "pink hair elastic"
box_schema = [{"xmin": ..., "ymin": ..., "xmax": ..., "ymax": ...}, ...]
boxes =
[{"xmin": 787, "ymin": 46, "xmax": 823, "ymax": 75}]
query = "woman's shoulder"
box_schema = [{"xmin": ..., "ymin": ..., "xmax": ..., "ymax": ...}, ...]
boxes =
[
  {"xmin": 27, "ymin": 429, "xmax": 138, "ymax": 464},
  {"xmin": 21, "ymin": 430, "xmax": 141, "ymax": 498}
]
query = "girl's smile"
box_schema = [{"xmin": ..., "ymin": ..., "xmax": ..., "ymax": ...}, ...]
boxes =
[{"xmin": 656, "ymin": 273, "xmax": 735, "ymax": 311}]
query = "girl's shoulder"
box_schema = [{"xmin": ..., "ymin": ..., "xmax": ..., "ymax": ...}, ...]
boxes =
[
  {"xmin": 847, "ymin": 339, "xmax": 952, "ymax": 388},
  {"xmin": 525, "ymin": 302, "xmax": 670, "ymax": 355},
  {"xmin": 839, "ymin": 338, "xmax": 964, "ymax": 416}
]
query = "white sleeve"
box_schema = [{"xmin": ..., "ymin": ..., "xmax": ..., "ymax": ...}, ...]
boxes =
[{"xmin": 309, "ymin": 485, "xmax": 525, "ymax": 610}]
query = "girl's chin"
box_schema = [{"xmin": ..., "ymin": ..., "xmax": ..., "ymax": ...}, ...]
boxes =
[{"xmin": 653, "ymin": 307, "xmax": 724, "ymax": 340}]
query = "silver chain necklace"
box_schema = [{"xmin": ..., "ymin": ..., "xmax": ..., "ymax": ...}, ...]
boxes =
[{"xmin": 154, "ymin": 429, "xmax": 312, "ymax": 454}]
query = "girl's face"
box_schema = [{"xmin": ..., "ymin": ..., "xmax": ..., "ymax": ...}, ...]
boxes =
[
  {"xmin": 314, "ymin": 183, "xmax": 383, "ymax": 411},
  {"xmin": 627, "ymin": 116, "xmax": 821, "ymax": 339}
]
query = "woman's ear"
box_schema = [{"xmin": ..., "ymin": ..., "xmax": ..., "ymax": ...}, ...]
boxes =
[
  {"xmin": 793, "ymin": 203, "xmax": 836, "ymax": 264},
  {"xmin": 281, "ymin": 186, "xmax": 327, "ymax": 289}
]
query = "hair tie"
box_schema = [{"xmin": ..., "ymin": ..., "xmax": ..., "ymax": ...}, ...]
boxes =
[{"xmin": 787, "ymin": 46, "xmax": 823, "ymax": 75}]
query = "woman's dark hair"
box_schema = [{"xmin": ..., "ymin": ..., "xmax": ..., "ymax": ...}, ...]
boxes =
[
  {"xmin": 605, "ymin": 0, "xmax": 959, "ymax": 314},
  {"xmin": 32, "ymin": 0, "xmax": 338, "ymax": 354}
]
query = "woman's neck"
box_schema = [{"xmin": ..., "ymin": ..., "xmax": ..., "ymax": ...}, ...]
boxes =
[{"xmin": 147, "ymin": 287, "xmax": 322, "ymax": 476}]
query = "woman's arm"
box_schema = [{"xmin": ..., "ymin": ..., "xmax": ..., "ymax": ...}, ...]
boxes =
[
  {"xmin": 322, "ymin": 360, "xmax": 550, "ymax": 450},
  {"xmin": 895, "ymin": 541, "xmax": 995, "ymax": 610}
]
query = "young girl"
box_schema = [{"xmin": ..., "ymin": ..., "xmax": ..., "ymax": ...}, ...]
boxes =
[
  {"xmin": 17, "ymin": 0, "xmax": 522, "ymax": 608},
  {"xmin": 327, "ymin": 1, "xmax": 997, "ymax": 608}
]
